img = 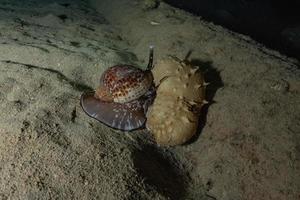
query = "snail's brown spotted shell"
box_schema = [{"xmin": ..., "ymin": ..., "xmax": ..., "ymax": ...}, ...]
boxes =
[
  {"xmin": 81, "ymin": 64, "xmax": 155, "ymax": 131},
  {"xmin": 95, "ymin": 65, "xmax": 153, "ymax": 103},
  {"xmin": 81, "ymin": 47, "xmax": 155, "ymax": 131}
]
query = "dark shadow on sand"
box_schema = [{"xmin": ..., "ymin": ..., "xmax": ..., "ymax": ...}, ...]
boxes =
[{"xmin": 132, "ymin": 145, "xmax": 188, "ymax": 199}]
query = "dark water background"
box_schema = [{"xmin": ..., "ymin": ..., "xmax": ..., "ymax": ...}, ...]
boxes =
[{"xmin": 164, "ymin": 0, "xmax": 300, "ymax": 60}]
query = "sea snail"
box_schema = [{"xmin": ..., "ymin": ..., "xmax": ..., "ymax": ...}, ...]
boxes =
[
  {"xmin": 146, "ymin": 56, "xmax": 208, "ymax": 146},
  {"xmin": 81, "ymin": 47, "xmax": 155, "ymax": 131},
  {"xmin": 81, "ymin": 48, "xmax": 207, "ymax": 146}
]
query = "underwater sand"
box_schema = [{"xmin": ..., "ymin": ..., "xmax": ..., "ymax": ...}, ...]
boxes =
[{"xmin": 0, "ymin": 0, "xmax": 299, "ymax": 199}]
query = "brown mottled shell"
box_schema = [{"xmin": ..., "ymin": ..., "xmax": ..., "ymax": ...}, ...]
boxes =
[
  {"xmin": 95, "ymin": 65, "xmax": 153, "ymax": 103},
  {"xmin": 146, "ymin": 56, "xmax": 207, "ymax": 146}
]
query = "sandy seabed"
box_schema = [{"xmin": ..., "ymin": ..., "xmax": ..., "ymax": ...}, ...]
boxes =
[{"xmin": 0, "ymin": 0, "xmax": 299, "ymax": 199}]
